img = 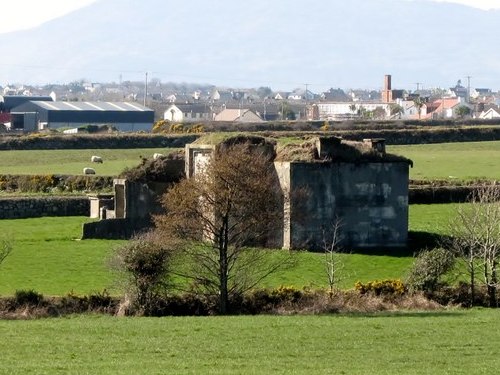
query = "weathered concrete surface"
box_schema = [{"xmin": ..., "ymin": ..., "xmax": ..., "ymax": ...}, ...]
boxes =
[{"xmin": 275, "ymin": 161, "xmax": 409, "ymax": 250}]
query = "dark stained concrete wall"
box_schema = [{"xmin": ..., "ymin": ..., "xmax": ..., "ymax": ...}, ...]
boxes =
[{"xmin": 275, "ymin": 161, "xmax": 409, "ymax": 250}]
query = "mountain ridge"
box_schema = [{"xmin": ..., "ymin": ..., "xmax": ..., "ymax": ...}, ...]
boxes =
[{"xmin": 1, "ymin": 0, "xmax": 499, "ymax": 91}]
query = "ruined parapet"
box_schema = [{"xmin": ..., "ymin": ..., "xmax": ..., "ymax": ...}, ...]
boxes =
[
  {"xmin": 363, "ymin": 138, "xmax": 386, "ymax": 155},
  {"xmin": 315, "ymin": 136, "xmax": 342, "ymax": 159},
  {"xmin": 185, "ymin": 144, "xmax": 215, "ymax": 178},
  {"xmin": 186, "ymin": 135, "xmax": 276, "ymax": 178},
  {"xmin": 88, "ymin": 194, "xmax": 114, "ymax": 219}
]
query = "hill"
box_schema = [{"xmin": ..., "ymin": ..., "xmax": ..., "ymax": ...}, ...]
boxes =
[{"xmin": 0, "ymin": 0, "xmax": 499, "ymax": 89}]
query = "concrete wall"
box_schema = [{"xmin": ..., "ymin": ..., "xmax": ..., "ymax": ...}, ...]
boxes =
[
  {"xmin": 275, "ymin": 161, "xmax": 409, "ymax": 250},
  {"xmin": 0, "ymin": 196, "xmax": 89, "ymax": 219},
  {"xmin": 82, "ymin": 218, "xmax": 152, "ymax": 240}
]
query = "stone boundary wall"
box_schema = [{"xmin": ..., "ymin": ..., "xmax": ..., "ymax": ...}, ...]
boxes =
[
  {"xmin": 0, "ymin": 196, "xmax": 89, "ymax": 219},
  {"xmin": 0, "ymin": 134, "xmax": 199, "ymax": 150},
  {"xmin": 409, "ymin": 185, "xmax": 500, "ymax": 204},
  {"xmin": 1, "ymin": 125, "xmax": 500, "ymax": 150}
]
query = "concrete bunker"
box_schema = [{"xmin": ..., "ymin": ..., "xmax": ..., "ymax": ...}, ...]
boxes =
[{"xmin": 188, "ymin": 135, "xmax": 412, "ymax": 250}]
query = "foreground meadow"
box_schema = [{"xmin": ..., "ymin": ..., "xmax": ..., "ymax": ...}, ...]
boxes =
[
  {"xmin": 0, "ymin": 309, "xmax": 498, "ymax": 374},
  {"xmin": 0, "ymin": 204, "xmax": 456, "ymax": 296}
]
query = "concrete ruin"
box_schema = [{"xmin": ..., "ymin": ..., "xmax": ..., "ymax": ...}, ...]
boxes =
[
  {"xmin": 187, "ymin": 135, "xmax": 412, "ymax": 250},
  {"xmin": 83, "ymin": 135, "xmax": 412, "ymax": 250},
  {"xmin": 82, "ymin": 155, "xmax": 185, "ymax": 239}
]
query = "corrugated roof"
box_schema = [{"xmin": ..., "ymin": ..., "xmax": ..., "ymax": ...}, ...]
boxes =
[{"xmin": 32, "ymin": 101, "xmax": 151, "ymax": 112}]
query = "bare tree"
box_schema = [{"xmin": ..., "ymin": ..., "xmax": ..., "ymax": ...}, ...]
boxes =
[
  {"xmin": 447, "ymin": 185, "xmax": 500, "ymax": 306},
  {"xmin": 155, "ymin": 142, "xmax": 289, "ymax": 314},
  {"xmin": 322, "ymin": 219, "xmax": 344, "ymax": 297}
]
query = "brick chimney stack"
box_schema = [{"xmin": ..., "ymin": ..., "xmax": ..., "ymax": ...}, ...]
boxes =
[{"xmin": 382, "ymin": 74, "xmax": 393, "ymax": 103}]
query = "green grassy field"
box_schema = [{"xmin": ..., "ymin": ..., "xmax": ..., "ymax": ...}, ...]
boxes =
[
  {"xmin": 0, "ymin": 140, "xmax": 498, "ymax": 180},
  {"xmin": 0, "ymin": 309, "xmax": 498, "ymax": 374},
  {"xmin": 388, "ymin": 140, "xmax": 500, "ymax": 180},
  {"xmin": 0, "ymin": 148, "xmax": 178, "ymax": 176},
  {"xmin": 0, "ymin": 204, "xmax": 456, "ymax": 296}
]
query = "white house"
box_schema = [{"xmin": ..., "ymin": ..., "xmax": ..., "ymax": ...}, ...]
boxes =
[
  {"xmin": 477, "ymin": 107, "xmax": 500, "ymax": 119},
  {"xmin": 164, "ymin": 104, "xmax": 211, "ymax": 122}
]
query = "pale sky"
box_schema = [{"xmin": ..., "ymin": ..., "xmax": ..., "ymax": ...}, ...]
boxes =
[
  {"xmin": 0, "ymin": 0, "xmax": 498, "ymax": 34},
  {"xmin": 0, "ymin": 0, "xmax": 98, "ymax": 34},
  {"xmin": 430, "ymin": 0, "xmax": 500, "ymax": 9}
]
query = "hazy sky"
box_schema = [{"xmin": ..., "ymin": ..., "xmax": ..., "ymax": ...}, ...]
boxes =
[
  {"xmin": 0, "ymin": 0, "xmax": 97, "ymax": 33},
  {"xmin": 0, "ymin": 0, "xmax": 499, "ymax": 34}
]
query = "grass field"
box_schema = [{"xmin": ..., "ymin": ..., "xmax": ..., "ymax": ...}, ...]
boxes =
[
  {"xmin": 0, "ymin": 148, "xmax": 179, "ymax": 176},
  {"xmin": 0, "ymin": 140, "xmax": 498, "ymax": 180},
  {"xmin": 0, "ymin": 309, "xmax": 498, "ymax": 374},
  {"xmin": 0, "ymin": 204, "xmax": 456, "ymax": 296},
  {"xmin": 388, "ymin": 140, "xmax": 500, "ymax": 180}
]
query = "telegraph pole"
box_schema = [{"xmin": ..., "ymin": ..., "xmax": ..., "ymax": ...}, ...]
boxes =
[
  {"xmin": 144, "ymin": 71, "xmax": 148, "ymax": 107},
  {"xmin": 466, "ymin": 75, "xmax": 472, "ymax": 103},
  {"xmin": 304, "ymin": 83, "xmax": 309, "ymax": 120}
]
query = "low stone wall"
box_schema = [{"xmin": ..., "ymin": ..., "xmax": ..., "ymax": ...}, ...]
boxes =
[
  {"xmin": 0, "ymin": 196, "xmax": 89, "ymax": 219},
  {"xmin": 409, "ymin": 185, "xmax": 500, "ymax": 204}
]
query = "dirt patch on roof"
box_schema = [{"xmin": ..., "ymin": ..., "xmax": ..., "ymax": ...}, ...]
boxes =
[
  {"xmin": 275, "ymin": 136, "xmax": 412, "ymax": 164},
  {"xmin": 119, "ymin": 151, "xmax": 185, "ymax": 183}
]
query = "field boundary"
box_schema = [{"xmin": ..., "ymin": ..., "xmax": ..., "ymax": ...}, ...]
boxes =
[
  {"xmin": 0, "ymin": 196, "xmax": 89, "ymax": 219},
  {"xmin": 1, "ymin": 126, "xmax": 500, "ymax": 150}
]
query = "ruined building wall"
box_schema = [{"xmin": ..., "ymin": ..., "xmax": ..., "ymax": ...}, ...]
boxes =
[{"xmin": 275, "ymin": 161, "xmax": 409, "ymax": 250}]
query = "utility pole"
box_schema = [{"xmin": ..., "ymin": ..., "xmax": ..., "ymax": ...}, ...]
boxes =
[
  {"xmin": 143, "ymin": 71, "xmax": 148, "ymax": 107},
  {"xmin": 466, "ymin": 75, "xmax": 472, "ymax": 103},
  {"xmin": 304, "ymin": 83, "xmax": 309, "ymax": 120}
]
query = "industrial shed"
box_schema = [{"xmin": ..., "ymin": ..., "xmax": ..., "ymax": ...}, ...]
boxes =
[
  {"xmin": 10, "ymin": 101, "xmax": 154, "ymax": 132},
  {"xmin": 0, "ymin": 95, "xmax": 54, "ymax": 112}
]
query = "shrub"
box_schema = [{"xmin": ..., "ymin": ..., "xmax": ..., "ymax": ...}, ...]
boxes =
[
  {"xmin": 14, "ymin": 289, "xmax": 44, "ymax": 306},
  {"xmin": 240, "ymin": 286, "xmax": 306, "ymax": 314},
  {"xmin": 405, "ymin": 248, "xmax": 455, "ymax": 293},
  {"xmin": 114, "ymin": 232, "xmax": 174, "ymax": 315},
  {"xmin": 354, "ymin": 279, "xmax": 406, "ymax": 296}
]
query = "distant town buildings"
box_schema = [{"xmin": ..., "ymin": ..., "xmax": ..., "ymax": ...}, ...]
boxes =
[{"xmin": 2, "ymin": 74, "xmax": 500, "ymax": 132}]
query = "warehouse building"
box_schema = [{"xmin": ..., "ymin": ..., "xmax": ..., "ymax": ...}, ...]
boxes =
[
  {"xmin": 0, "ymin": 95, "xmax": 54, "ymax": 112},
  {"xmin": 10, "ymin": 101, "xmax": 154, "ymax": 132}
]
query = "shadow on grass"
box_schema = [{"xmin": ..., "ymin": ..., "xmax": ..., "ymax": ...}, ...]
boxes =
[
  {"xmin": 341, "ymin": 310, "xmax": 467, "ymax": 319},
  {"xmin": 337, "ymin": 231, "xmax": 452, "ymax": 258}
]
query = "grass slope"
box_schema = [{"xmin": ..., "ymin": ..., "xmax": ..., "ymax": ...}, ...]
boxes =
[
  {"xmin": 0, "ymin": 204, "xmax": 455, "ymax": 296},
  {"xmin": 0, "ymin": 310, "xmax": 498, "ymax": 374},
  {"xmin": 0, "ymin": 148, "xmax": 178, "ymax": 176},
  {"xmin": 388, "ymin": 140, "xmax": 500, "ymax": 180}
]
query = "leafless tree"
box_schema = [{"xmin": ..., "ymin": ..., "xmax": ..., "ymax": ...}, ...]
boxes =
[
  {"xmin": 322, "ymin": 219, "xmax": 344, "ymax": 297},
  {"xmin": 155, "ymin": 142, "xmax": 290, "ymax": 314},
  {"xmin": 447, "ymin": 184, "xmax": 500, "ymax": 306}
]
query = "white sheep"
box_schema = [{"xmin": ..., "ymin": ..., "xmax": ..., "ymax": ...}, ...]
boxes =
[
  {"xmin": 91, "ymin": 155, "xmax": 103, "ymax": 163},
  {"xmin": 83, "ymin": 167, "xmax": 96, "ymax": 175},
  {"xmin": 153, "ymin": 153, "xmax": 164, "ymax": 160}
]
